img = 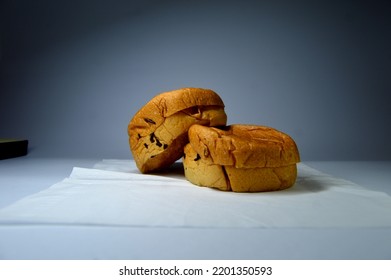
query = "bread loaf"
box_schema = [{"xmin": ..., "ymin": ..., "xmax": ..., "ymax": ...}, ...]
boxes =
[
  {"xmin": 183, "ymin": 124, "xmax": 300, "ymax": 192},
  {"xmin": 128, "ymin": 88, "xmax": 227, "ymax": 173}
]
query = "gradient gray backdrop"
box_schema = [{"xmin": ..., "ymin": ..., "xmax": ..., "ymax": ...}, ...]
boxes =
[{"xmin": 1, "ymin": 0, "xmax": 390, "ymax": 160}]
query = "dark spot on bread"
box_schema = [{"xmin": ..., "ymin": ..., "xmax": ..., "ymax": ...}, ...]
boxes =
[
  {"xmin": 150, "ymin": 133, "xmax": 155, "ymax": 143},
  {"xmin": 156, "ymin": 138, "xmax": 162, "ymax": 147},
  {"xmin": 194, "ymin": 154, "xmax": 201, "ymax": 161},
  {"xmin": 137, "ymin": 133, "xmax": 141, "ymax": 139},
  {"xmin": 163, "ymin": 144, "xmax": 168, "ymax": 149},
  {"xmin": 144, "ymin": 118, "xmax": 156, "ymax": 125},
  {"xmin": 144, "ymin": 143, "xmax": 148, "ymax": 149}
]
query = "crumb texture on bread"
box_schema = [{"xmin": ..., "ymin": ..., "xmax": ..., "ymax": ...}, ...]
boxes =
[{"xmin": 128, "ymin": 88, "xmax": 227, "ymax": 173}]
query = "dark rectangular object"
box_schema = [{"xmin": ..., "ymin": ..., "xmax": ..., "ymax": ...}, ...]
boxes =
[{"xmin": 0, "ymin": 139, "xmax": 28, "ymax": 160}]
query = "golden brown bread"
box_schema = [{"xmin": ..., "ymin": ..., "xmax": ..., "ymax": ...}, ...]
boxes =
[
  {"xmin": 128, "ymin": 88, "xmax": 227, "ymax": 173},
  {"xmin": 183, "ymin": 124, "xmax": 300, "ymax": 192}
]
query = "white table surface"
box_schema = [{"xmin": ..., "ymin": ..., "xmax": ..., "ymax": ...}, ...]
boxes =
[{"xmin": 0, "ymin": 156, "xmax": 390, "ymax": 260}]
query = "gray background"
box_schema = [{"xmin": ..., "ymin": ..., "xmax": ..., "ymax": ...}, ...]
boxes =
[{"xmin": 1, "ymin": 0, "xmax": 390, "ymax": 160}]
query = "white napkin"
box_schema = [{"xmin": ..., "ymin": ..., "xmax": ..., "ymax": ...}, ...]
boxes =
[{"xmin": 0, "ymin": 159, "xmax": 390, "ymax": 228}]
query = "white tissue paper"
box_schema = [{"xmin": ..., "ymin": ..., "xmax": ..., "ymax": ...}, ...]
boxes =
[{"xmin": 0, "ymin": 159, "xmax": 390, "ymax": 228}]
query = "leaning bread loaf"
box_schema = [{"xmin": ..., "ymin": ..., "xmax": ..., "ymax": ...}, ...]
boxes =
[
  {"xmin": 183, "ymin": 124, "xmax": 300, "ymax": 192},
  {"xmin": 128, "ymin": 88, "xmax": 227, "ymax": 173}
]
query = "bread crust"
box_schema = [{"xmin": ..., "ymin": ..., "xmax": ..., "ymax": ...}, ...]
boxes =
[
  {"xmin": 188, "ymin": 124, "xmax": 300, "ymax": 168},
  {"xmin": 183, "ymin": 124, "xmax": 300, "ymax": 192},
  {"xmin": 128, "ymin": 88, "xmax": 227, "ymax": 173}
]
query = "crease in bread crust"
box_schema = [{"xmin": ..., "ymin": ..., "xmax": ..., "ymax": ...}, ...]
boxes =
[{"xmin": 221, "ymin": 165, "xmax": 231, "ymax": 191}]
